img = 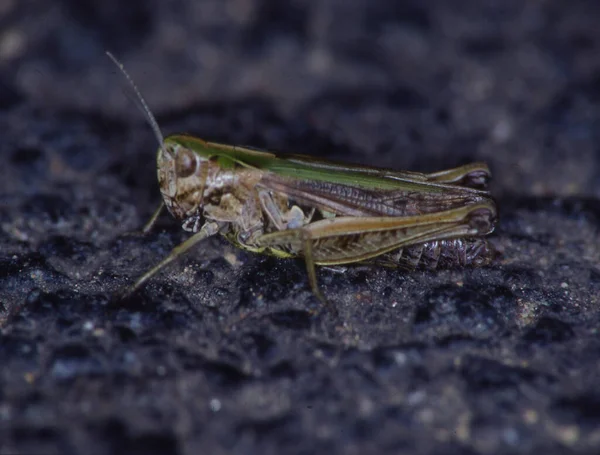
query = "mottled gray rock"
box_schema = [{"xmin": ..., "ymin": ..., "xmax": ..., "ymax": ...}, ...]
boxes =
[{"xmin": 2, "ymin": 1, "xmax": 600, "ymax": 454}]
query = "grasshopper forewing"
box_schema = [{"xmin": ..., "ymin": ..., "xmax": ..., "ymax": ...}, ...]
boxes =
[{"xmin": 107, "ymin": 52, "xmax": 498, "ymax": 305}]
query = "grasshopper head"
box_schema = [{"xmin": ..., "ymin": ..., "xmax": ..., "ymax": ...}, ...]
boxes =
[
  {"xmin": 105, "ymin": 53, "xmax": 214, "ymax": 231},
  {"xmin": 157, "ymin": 136, "xmax": 211, "ymax": 224}
]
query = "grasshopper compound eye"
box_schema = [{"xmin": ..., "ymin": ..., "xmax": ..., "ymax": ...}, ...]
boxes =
[{"xmin": 175, "ymin": 148, "xmax": 198, "ymax": 178}]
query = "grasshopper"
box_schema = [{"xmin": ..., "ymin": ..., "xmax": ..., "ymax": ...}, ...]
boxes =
[{"xmin": 107, "ymin": 53, "xmax": 497, "ymax": 304}]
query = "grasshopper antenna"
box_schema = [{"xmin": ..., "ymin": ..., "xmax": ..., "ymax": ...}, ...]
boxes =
[{"xmin": 105, "ymin": 51, "xmax": 172, "ymax": 158}]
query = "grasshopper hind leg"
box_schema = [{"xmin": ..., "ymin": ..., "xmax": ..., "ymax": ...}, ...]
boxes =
[{"xmin": 426, "ymin": 162, "xmax": 491, "ymax": 189}]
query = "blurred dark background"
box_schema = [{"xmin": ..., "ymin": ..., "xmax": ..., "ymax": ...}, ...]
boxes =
[{"xmin": 2, "ymin": 1, "xmax": 600, "ymax": 454}]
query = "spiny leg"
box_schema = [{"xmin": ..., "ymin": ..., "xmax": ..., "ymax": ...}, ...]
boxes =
[
  {"xmin": 123, "ymin": 221, "xmax": 219, "ymax": 297},
  {"xmin": 252, "ymin": 203, "xmax": 495, "ymax": 308}
]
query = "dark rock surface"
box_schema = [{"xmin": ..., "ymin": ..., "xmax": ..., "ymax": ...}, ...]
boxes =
[{"xmin": 2, "ymin": 1, "xmax": 600, "ymax": 454}]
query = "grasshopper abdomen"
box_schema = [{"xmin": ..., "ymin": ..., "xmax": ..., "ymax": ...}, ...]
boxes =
[{"xmin": 383, "ymin": 237, "xmax": 495, "ymax": 271}]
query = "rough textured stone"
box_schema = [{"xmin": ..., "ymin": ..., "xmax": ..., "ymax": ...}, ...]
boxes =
[{"xmin": 2, "ymin": 1, "xmax": 600, "ymax": 454}]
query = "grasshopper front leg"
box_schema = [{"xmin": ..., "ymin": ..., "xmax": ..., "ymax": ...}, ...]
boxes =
[
  {"xmin": 258, "ymin": 190, "xmax": 315, "ymax": 231},
  {"xmin": 123, "ymin": 221, "xmax": 220, "ymax": 297}
]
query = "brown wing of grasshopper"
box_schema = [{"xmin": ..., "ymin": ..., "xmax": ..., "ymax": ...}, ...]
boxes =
[
  {"xmin": 253, "ymin": 202, "xmax": 496, "ymax": 301},
  {"xmin": 257, "ymin": 164, "xmax": 492, "ymax": 218}
]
